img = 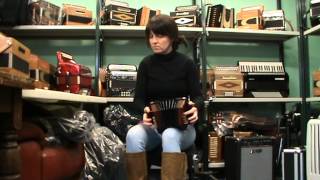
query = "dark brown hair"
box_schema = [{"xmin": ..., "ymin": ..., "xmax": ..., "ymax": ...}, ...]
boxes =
[{"xmin": 145, "ymin": 14, "xmax": 187, "ymax": 51}]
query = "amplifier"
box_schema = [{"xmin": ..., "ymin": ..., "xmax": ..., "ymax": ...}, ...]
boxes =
[
  {"xmin": 282, "ymin": 147, "xmax": 306, "ymax": 180},
  {"xmin": 225, "ymin": 136, "xmax": 274, "ymax": 180}
]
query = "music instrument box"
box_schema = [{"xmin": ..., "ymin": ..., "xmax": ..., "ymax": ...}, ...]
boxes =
[
  {"xmin": 0, "ymin": 33, "xmax": 31, "ymax": 79},
  {"xmin": 62, "ymin": 4, "xmax": 93, "ymax": 25},
  {"xmin": 56, "ymin": 51, "xmax": 93, "ymax": 95}
]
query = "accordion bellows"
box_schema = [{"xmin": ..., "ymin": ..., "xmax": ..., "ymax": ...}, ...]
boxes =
[{"xmin": 149, "ymin": 97, "xmax": 191, "ymax": 132}]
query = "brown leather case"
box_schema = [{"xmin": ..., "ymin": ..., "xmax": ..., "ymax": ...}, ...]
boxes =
[
  {"xmin": 29, "ymin": 54, "xmax": 51, "ymax": 89},
  {"xmin": 63, "ymin": 4, "xmax": 92, "ymax": 25},
  {"xmin": 208, "ymin": 131, "xmax": 224, "ymax": 163},
  {"xmin": 137, "ymin": 6, "xmax": 160, "ymax": 26},
  {"xmin": 313, "ymin": 87, "xmax": 320, "ymax": 96},
  {"xmin": 29, "ymin": 0, "xmax": 62, "ymax": 25},
  {"xmin": 0, "ymin": 33, "xmax": 31, "ymax": 79},
  {"xmin": 237, "ymin": 9, "xmax": 263, "ymax": 30},
  {"xmin": 213, "ymin": 67, "xmax": 244, "ymax": 97},
  {"xmin": 29, "ymin": 54, "xmax": 50, "ymax": 74}
]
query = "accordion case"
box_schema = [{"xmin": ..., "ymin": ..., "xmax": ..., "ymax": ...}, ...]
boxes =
[
  {"xmin": 29, "ymin": 0, "xmax": 61, "ymax": 25},
  {"xmin": 63, "ymin": 4, "xmax": 92, "ymax": 25},
  {"xmin": 313, "ymin": 70, "xmax": 320, "ymax": 96},
  {"xmin": 136, "ymin": 6, "xmax": 160, "ymax": 26},
  {"xmin": 0, "ymin": 33, "xmax": 31, "ymax": 79},
  {"xmin": 310, "ymin": 0, "xmax": 320, "ymax": 27},
  {"xmin": 237, "ymin": 9, "xmax": 263, "ymax": 30},
  {"xmin": 206, "ymin": 4, "xmax": 234, "ymax": 28},
  {"xmin": 56, "ymin": 51, "xmax": 92, "ymax": 95},
  {"xmin": 263, "ymin": 10, "xmax": 285, "ymax": 31},
  {"xmin": 101, "ymin": 5, "xmax": 137, "ymax": 25},
  {"xmin": 29, "ymin": 54, "xmax": 51, "ymax": 89},
  {"xmin": 213, "ymin": 66, "xmax": 243, "ymax": 97},
  {"xmin": 170, "ymin": 10, "xmax": 199, "ymax": 27}
]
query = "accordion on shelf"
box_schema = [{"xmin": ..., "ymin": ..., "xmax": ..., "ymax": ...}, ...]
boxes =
[
  {"xmin": 310, "ymin": 0, "xmax": 320, "ymax": 27},
  {"xmin": 263, "ymin": 10, "xmax": 285, "ymax": 31},
  {"xmin": 149, "ymin": 97, "xmax": 192, "ymax": 132},
  {"xmin": 101, "ymin": 4, "xmax": 137, "ymax": 25},
  {"xmin": 238, "ymin": 61, "xmax": 289, "ymax": 97},
  {"xmin": 106, "ymin": 64, "xmax": 137, "ymax": 97},
  {"xmin": 136, "ymin": 6, "xmax": 160, "ymax": 26},
  {"xmin": 62, "ymin": 4, "xmax": 93, "ymax": 25},
  {"xmin": 0, "ymin": 33, "xmax": 31, "ymax": 79},
  {"xmin": 170, "ymin": 5, "xmax": 200, "ymax": 27},
  {"xmin": 28, "ymin": 0, "xmax": 62, "ymax": 25},
  {"xmin": 55, "ymin": 51, "xmax": 93, "ymax": 95},
  {"xmin": 313, "ymin": 70, "xmax": 320, "ymax": 96},
  {"xmin": 206, "ymin": 4, "xmax": 234, "ymax": 28},
  {"xmin": 213, "ymin": 66, "xmax": 244, "ymax": 97},
  {"xmin": 237, "ymin": 5, "xmax": 264, "ymax": 30},
  {"xmin": 29, "ymin": 54, "xmax": 51, "ymax": 89}
]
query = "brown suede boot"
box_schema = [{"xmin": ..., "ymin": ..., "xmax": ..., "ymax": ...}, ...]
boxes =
[
  {"xmin": 125, "ymin": 152, "xmax": 148, "ymax": 180},
  {"xmin": 161, "ymin": 152, "xmax": 188, "ymax": 180}
]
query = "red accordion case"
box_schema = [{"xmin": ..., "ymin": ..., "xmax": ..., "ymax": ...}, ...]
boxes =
[{"xmin": 56, "ymin": 51, "xmax": 92, "ymax": 95}]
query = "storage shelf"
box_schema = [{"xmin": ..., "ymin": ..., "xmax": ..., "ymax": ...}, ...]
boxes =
[
  {"xmin": 0, "ymin": 25, "xmax": 96, "ymax": 38},
  {"xmin": 304, "ymin": 24, "xmax": 320, "ymax": 36},
  {"xmin": 306, "ymin": 97, "xmax": 320, "ymax": 102},
  {"xmin": 100, "ymin": 25, "xmax": 202, "ymax": 38},
  {"xmin": 206, "ymin": 28, "xmax": 299, "ymax": 41},
  {"xmin": 207, "ymin": 97, "xmax": 302, "ymax": 103},
  {"xmin": 22, "ymin": 89, "xmax": 107, "ymax": 103},
  {"xmin": 22, "ymin": 89, "xmax": 134, "ymax": 103},
  {"xmin": 208, "ymin": 162, "xmax": 225, "ymax": 168},
  {"xmin": 105, "ymin": 97, "xmax": 134, "ymax": 102}
]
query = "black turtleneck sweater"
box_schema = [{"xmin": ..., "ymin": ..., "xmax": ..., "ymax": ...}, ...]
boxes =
[{"xmin": 134, "ymin": 51, "xmax": 204, "ymax": 113}]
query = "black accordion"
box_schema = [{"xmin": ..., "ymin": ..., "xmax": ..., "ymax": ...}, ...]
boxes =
[{"xmin": 149, "ymin": 97, "xmax": 192, "ymax": 132}]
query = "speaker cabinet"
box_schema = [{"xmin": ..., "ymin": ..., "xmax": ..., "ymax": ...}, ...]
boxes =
[{"xmin": 225, "ymin": 136, "xmax": 274, "ymax": 180}]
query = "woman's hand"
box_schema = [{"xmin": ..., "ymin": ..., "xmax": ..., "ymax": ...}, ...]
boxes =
[
  {"xmin": 183, "ymin": 101, "xmax": 198, "ymax": 124},
  {"xmin": 142, "ymin": 106, "xmax": 153, "ymax": 126}
]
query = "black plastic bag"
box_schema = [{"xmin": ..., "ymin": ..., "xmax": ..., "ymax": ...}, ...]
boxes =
[{"xmin": 103, "ymin": 104, "xmax": 140, "ymax": 142}]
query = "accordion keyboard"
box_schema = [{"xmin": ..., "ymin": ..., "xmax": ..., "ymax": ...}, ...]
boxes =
[{"xmin": 238, "ymin": 61, "xmax": 285, "ymax": 74}]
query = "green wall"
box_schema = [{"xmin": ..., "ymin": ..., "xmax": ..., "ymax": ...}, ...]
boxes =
[{"xmin": 20, "ymin": 0, "xmax": 302, "ymax": 97}]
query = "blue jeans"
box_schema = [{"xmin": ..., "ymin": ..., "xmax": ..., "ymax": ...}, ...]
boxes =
[{"xmin": 126, "ymin": 124, "xmax": 196, "ymax": 153}]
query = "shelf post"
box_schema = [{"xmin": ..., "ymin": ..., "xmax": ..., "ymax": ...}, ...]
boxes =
[{"xmin": 296, "ymin": 0, "xmax": 309, "ymax": 146}]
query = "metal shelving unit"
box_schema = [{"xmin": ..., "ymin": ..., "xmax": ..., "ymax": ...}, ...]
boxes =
[
  {"xmin": 0, "ymin": 25, "xmax": 96, "ymax": 38},
  {"xmin": 206, "ymin": 27, "xmax": 299, "ymax": 41},
  {"xmin": 304, "ymin": 24, "xmax": 320, "ymax": 36},
  {"xmin": 100, "ymin": 25, "xmax": 203, "ymax": 38},
  {"xmin": 208, "ymin": 97, "xmax": 302, "ymax": 103},
  {"xmin": 22, "ymin": 89, "xmax": 134, "ymax": 103}
]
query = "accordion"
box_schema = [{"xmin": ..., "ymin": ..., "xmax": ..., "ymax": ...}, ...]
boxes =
[
  {"xmin": 28, "ymin": 0, "xmax": 62, "ymax": 25},
  {"xmin": 149, "ymin": 97, "xmax": 192, "ymax": 132},
  {"xmin": 56, "ymin": 51, "xmax": 93, "ymax": 95}
]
